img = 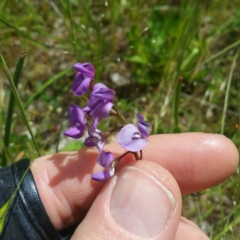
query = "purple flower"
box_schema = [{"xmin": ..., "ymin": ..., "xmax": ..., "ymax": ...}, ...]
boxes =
[
  {"xmin": 84, "ymin": 118, "xmax": 106, "ymax": 151},
  {"xmin": 97, "ymin": 151, "xmax": 114, "ymax": 167},
  {"xmin": 137, "ymin": 114, "xmax": 152, "ymax": 138},
  {"xmin": 85, "ymin": 121, "xmax": 115, "ymax": 182},
  {"xmin": 92, "ymin": 168, "xmax": 115, "ymax": 182},
  {"xmin": 92, "ymin": 151, "xmax": 115, "ymax": 182},
  {"xmin": 88, "ymin": 83, "xmax": 115, "ymax": 119},
  {"xmin": 71, "ymin": 63, "xmax": 95, "ymax": 96},
  {"xmin": 64, "ymin": 105, "xmax": 87, "ymax": 139},
  {"xmin": 118, "ymin": 114, "xmax": 151, "ymax": 152}
]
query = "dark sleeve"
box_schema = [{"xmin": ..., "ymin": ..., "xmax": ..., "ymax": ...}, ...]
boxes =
[{"xmin": 0, "ymin": 159, "xmax": 75, "ymax": 240}]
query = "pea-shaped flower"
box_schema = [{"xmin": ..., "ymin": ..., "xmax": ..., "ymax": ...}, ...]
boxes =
[
  {"xmin": 84, "ymin": 118, "xmax": 106, "ymax": 152},
  {"xmin": 92, "ymin": 151, "xmax": 115, "ymax": 182},
  {"xmin": 71, "ymin": 62, "xmax": 95, "ymax": 96},
  {"xmin": 88, "ymin": 83, "xmax": 115, "ymax": 119},
  {"xmin": 118, "ymin": 114, "xmax": 152, "ymax": 152},
  {"xmin": 64, "ymin": 105, "xmax": 87, "ymax": 139}
]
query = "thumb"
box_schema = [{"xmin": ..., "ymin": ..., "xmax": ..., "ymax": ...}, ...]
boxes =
[{"xmin": 72, "ymin": 160, "xmax": 182, "ymax": 240}]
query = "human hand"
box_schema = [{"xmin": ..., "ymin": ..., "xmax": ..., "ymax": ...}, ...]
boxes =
[{"xmin": 31, "ymin": 133, "xmax": 239, "ymax": 240}]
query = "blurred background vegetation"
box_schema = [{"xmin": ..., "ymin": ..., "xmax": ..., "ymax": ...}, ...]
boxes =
[{"xmin": 0, "ymin": 0, "xmax": 239, "ymax": 239}]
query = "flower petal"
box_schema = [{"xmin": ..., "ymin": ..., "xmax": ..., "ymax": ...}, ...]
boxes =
[
  {"xmin": 64, "ymin": 127, "xmax": 84, "ymax": 139},
  {"xmin": 72, "ymin": 76, "xmax": 92, "ymax": 96},
  {"xmin": 138, "ymin": 114, "xmax": 152, "ymax": 138},
  {"xmin": 118, "ymin": 124, "xmax": 148, "ymax": 151},
  {"xmin": 84, "ymin": 118, "xmax": 106, "ymax": 151},
  {"xmin": 69, "ymin": 105, "xmax": 86, "ymax": 128},
  {"xmin": 72, "ymin": 63, "xmax": 95, "ymax": 78},
  {"xmin": 88, "ymin": 118, "xmax": 99, "ymax": 135},
  {"xmin": 71, "ymin": 72, "xmax": 84, "ymax": 92},
  {"xmin": 90, "ymin": 101, "xmax": 114, "ymax": 119},
  {"xmin": 97, "ymin": 151, "xmax": 114, "ymax": 167},
  {"xmin": 84, "ymin": 136, "xmax": 96, "ymax": 147},
  {"xmin": 92, "ymin": 168, "xmax": 115, "ymax": 182},
  {"xmin": 91, "ymin": 83, "xmax": 115, "ymax": 100},
  {"xmin": 88, "ymin": 83, "xmax": 115, "ymax": 119}
]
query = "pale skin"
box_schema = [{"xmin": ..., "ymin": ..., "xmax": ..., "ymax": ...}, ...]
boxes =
[{"xmin": 31, "ymin": 133, "xmax": 239, "ymax": 239}]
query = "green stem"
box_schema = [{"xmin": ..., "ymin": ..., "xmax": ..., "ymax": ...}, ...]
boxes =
[
  {"xmin": 66, "ymin": 0, "xmax": 79, "ymax": 61},
  {"xmin": 55, "ymin": 121, "xmax": 63, "ymax": 153},
  {"xmin": 112, "ymin": 106, "xmax": 127, "ymax": 125},
  {"xmin": 173, "ymin": 79, "xmax": 181, "ymax": 130},
  {"xmin": 220, "ymin": 49, "xmax": 239, "ymax": 135},
  {"xmin": 202, "ymin": 39, "xmax": 240, "ymax": 66},
  {"xmin": 191, "ymin": 193, "xmax": 202, "ymax": 227},
  {"xmin": 0, "ymin": 54, "xmax": 41, "ymax": 157},
  {"xmin": 2, "ymin": 52, "xmax": 25, "ymax": 166},
  {"xmin": 172, "ymin": 0, "xmax": 200, "ymax": 132},
  {"xmin": 113, "ymin": 151, "xmax": 141, "ymax": 169}
]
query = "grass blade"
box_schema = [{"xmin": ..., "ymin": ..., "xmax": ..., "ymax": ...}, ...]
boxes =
[
  {"xmin": 0, "ymin": 164, "xmax": 30, "ymax": 234},
  {"xmin": 0, "ymin": 17, "xmax": 47, "ymax": 49},
  {"xmin": 220, "ymin": 49, "xmax": 239, "ymax": 135},
  {"xmin": 24, "ymin": 69, "xmax": 70, "ymax": 109},
  {"xmin": 66, "ymin": 0, "xmax": 79, "ymax": 61},
  {"xmin": 0, "ymin": 54, "xmax": 41, "ymax": 157},
  {"xmin": 202, "ymin": 40, "xmax": 240, "ymax": 66},
  {"xmin": 172, "ymin": 0, "xmax": 200, "ymax": 132},
  {"xmin": 2, "ymin": 52, "xmax": 25, "ymax": 166}
]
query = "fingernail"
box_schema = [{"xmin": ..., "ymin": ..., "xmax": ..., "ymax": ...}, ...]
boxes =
[{"xmin": 110, "ymin": 166, "xmax": 175, "ymax": 237}]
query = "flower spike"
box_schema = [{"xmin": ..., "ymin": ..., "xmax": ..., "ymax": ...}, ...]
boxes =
[{"xmin": 65, "ymin": 61, "xmax": 152, "ymax": 182}]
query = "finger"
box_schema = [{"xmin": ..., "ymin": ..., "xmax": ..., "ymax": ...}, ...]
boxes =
[
  {"xmin": 175, "ymin": 217, "xmax": 209, "ymax": 240},
  {"xmin": 105, "ymin": 133, "xmax": 239, "ymax": 195},
  {"xmin": 72, "ymin": 161, "xmax": 182, "ymax": 240},
  {"xmin": 31, "ymin": 133, "xmax": 239, "ymax": 230},
  {"xmin": 148, "ymin": 133, "xmax": 239, "ymax": 195}
]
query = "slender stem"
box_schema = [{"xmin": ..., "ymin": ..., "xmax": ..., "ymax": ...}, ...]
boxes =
[
  {"xmin": 66, "ymin": 0, "xmax": 79, "ymax": 61},
  {"xmin": 112, "ymin": 106, "xmax": 127, "ymax": 125},
  {"xmin": 107, "ymin": 126, "xmax": 124, "ymax": 135},
  {"xmin": 55, "ymin": 121, "xmax": 63, "ymax": 153},
  {"xmin": 117, "ymin": 151, "xmax": 131, "ymax": 160},
  {"xmin": 81, "ymin": 94, "xmax": 88, "ymax": 103},
  {"xmin": 220, "ymin": 49, "xmax": 239, "ymax": 135},
  {"xmin": 0, "ymin": 54, "xmax": 41, "ymax": 157},
  {"xmin": 2, "ymin": 53, "xmax": 25, "ymax": 166},
  {"xmin": 201, "ymin": 39, "xmax": 240, "ymax": 66},
  {"xmin": 173, "ymin": 78, "xmax": 182, "ymax": 130},
  {"xmin": 113, "ymin": 151, "xmax": 140, "ymax": 169},
  {"xmin": 191, "ymin": 193, "xmax": 202, "ymax": 227},
  {"xmin": 133, "ymin": 152, "xmax": 140, "ymax": 160},
  {"xmin": 172, "ymin": 0, "xmax": 200, "ymax": 132}
]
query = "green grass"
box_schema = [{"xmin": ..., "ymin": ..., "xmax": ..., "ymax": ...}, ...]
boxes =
[{"xmin": 0, "ymin": 0, "xmax": 239, "ymax": 238}]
